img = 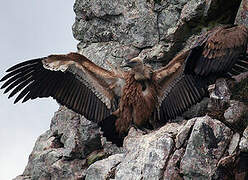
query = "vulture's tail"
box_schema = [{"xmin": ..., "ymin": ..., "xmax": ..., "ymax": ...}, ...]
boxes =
[
  {"xmin": 98, "ymin": 114, "xmax": 124, "ymax": 147},
  {"xmin": 237, "ymin": 152, "xmax": 248, "ymax": 174}
]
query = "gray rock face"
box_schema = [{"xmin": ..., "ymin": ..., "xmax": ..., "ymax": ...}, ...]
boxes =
[
  {"xmin": 224, "ymin": 100, "xmax": 247, "ymax": 124},
  {"xmin": 158, "ymin": 2, "xmax": 185, "ymax": 40},
  {"xmin": 176, "ymin": 118, "xmax": 196, "ymax": 149},
  {"xmin": 20, "ymin": 106, "xmax": 101, "ymax": 179},
  {"xmin": 163, "ymin": 149, "xmax": 185, "ymax": 179},
  {"xmin": 85, "ymin": 154, "xmax": 124, "ymax": 180},
  {"xmin": 240, "ymin": 126, "xmax": 248, "ymax": 152},
  {"xmin": 180, "ymin": 0, "xmax": 206, "ymax": 23},
  {"xmin": 228, "ymin": 133, "xmax": 240, "ymax": 155},
  {"xmin": 207, "ymin": 78, "xmax": 232, "ymax": 121},
  {"xmin": 16, "ymin": 108, "xmax": 248, "ymax": 179},
  {"xmin": 209, "ymin": 78, "xmax": 231, "ymax": 102},
  {"xmin": 77, "ymin": 41, "xmax": 140, "ymax": 70},
  {"xmin": 13, "ymin": 175, "xmax": 31, "ymax": 180},
  {"xmin": 180, "ymin": 116, "xmax": 233, "ymax": 179},
  {"xmin": 50, "ymin": 106, "xmax": 102, "ymax": 159},
  {"xmin": 235, "ymin": 0, "xmax": 248, "ymax": 26},
  {"xmin": 73, "ymin": 0, "xmax": 159, "ymax": 49},
  {"xmin": 240, "ymin": 137, "xmax": 248, "ymax": 152},
  {"xmin": 115, "ymin": 126, "xmax": 175, "ymax": 180},
  {"xmin": 73, "ymin": 0, "xmax": 240, "ymax": 63},
  {"xmin": 244, "ymin": 126, "xmax": 248, "ymax": 139},
  {"xmin": 69, "ymin": 116, "xmax": 243, "ymax": 180}
]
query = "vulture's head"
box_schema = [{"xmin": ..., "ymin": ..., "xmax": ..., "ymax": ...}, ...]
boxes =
[
  {"xmin": 122, "ymin": 57, "xmax": 143, "ymax": 69},
  {"xmin": 122, "ymin": 57, "xmax": 152, "ymax": 80}
]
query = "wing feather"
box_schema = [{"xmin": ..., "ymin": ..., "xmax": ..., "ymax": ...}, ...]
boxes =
[
  {"xmin": 67, "ymin": 79, "xmax": 77, "ymax": 106},
  {"xmin": 153, "ymin": 25, "xmax": 248, "ymax": 124},
  {"xmin": 184, "ymin": 25, "xmax": 248, "ymax": 76},
  {"xmin": 23, "ymin": 90, "xmax": 33, "ymax": 103},
  {"xmin": 1, "ymin": 68, "xmax": 35, "ymax": 89},
  {"xmin": 177, "ymin": 86, "xmax": 187, "ymax": 110},
  {"xmin": 72, "ymin": 84, "xmax": 81, "ymax": 111},
  {"xmin": 5, "ymin": 59, "xmax": 39, "ymax": 72},
  {"xmin": 14, "ymin": 83, "xmax": 33, "ymax": 103},
  {"xmin": 153, "ymin": 51, "xmax": 210, "ymax": 122},
  {"xmin": 8, "ymin": 78, "xmax": 32, "ymax": 98},
  {"xmin": 1, "ymin": 53, "xmax": 121, "ymax": 122},
  {"xmin": 157, "ymin": 74, "xmax": 209, "ymax": 122}
]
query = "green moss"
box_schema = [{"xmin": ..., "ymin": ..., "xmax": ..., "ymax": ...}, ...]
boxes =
[
  {"xmin": 231, "ymin": 78, "xmax": 248, "ymax": 104},
  {"xmin": 87, "ymin": 151, "xmax": 106, "ymax": 166}
]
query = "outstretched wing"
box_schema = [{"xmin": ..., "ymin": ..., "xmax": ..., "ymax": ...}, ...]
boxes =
[
  {"xmin": 154, "ymin": 50, "xmax": 209, "ymax": 123},
  {"xmin": 184, "ymin": 24, "xmax": 248, "ymax": 76},
  {"xmin": 154, "ymin": 25, "xmax": 248, "ymax": 123},
  {"xmin": 0, "ymin": 52, "xmax": 122, "ymax": 122}
]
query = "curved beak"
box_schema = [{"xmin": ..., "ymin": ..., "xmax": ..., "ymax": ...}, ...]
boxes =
[{"xmin": 120, "ymin": 61, "xmax": 137, "ymax": 68}]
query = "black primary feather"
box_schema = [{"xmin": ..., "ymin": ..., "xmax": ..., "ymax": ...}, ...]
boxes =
[{"xmin": 98, "ymin": 114, "xmax": 124, "ymax": 147}]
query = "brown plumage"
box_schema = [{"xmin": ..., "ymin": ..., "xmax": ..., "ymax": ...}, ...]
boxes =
[{"xmin": 1, "ymin": 24, "xmax": 248, "ymax": 146}]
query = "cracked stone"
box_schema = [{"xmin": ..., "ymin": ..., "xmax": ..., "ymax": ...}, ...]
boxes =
[
  {"xmin": 115, "ymin": 126, "xmax": 175, "ymax": 180},
  {"xmin": 180, "ymin": 116, "xmax": 233, "ymax": 179},
  {"xmin": 228, "ymin": 133, "xmax": 240, "ymax": 155},
  {"xmin": 85, "ymin": 154, "xmax": 124, "ymax": 180},
  {"xmin": 240, "ymin": 137, "xmax": 248, "ymax": 152},
  {"xmin": 224, "ymin": 100, "xmax": 247, "ymax": 125},
  {"xmin": 176, "ymin": 118, "xmax": 197, "ymax": 149},
  {"xmin": 163, "ymin": 149, "xmax": 184, "ymax": 180}
]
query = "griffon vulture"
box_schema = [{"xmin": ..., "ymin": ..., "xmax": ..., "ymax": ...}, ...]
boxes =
[{"xmin": 1, "ymin": 24, "xmax": 248, "ymax": 146}]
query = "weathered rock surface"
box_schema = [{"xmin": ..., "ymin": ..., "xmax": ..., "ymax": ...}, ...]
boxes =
[
  {"xmin": 73, "ymin": 0, "xmax": 159, "ymax": 49},
  {"xmin": 73, "ymin": 0, "xmax": 241, "ymax": 63},
  {"xmin": 115, "ymin": 126, "xmax": 175, "ymax": 180},
  {"xmin": 77, "ymin": 42, "xmax": 140, "ymax": 70},
  {"xmin": 15, "ymin": 107, "xmax": 123, "ymax": 179},
  {"xmin": 236, "ymin": 0, "xmax": 248, "ymax": 25},
  {"xmin": 180, "ymin": 116, "xmax": 232, "ymax": 179},
  {"xmin": 19, "ymin": 107, "xmax": 100, "ymax": 179},
  {"xmin": 163, "ymin": 149, "xmax": 185, "ymax": 180},
  {"xmin": 14, "ymin": 0, "xmax": 248, "ymax": 179},
  {"xmin": 240, "ymin": 137, "xmax": 248, "ymax": 152},
  {"xmin": 228, "ymin": 133, "xmax": 240, "ymax": 155},
  {"xmin": 224, "ymin": 100, "xmax": 247, "ymax": 125},
  {"xmin": 240, "ymin": 126, "xmax": 248, "ymax": 152},
  {"xmin": 175, "ymin": 118, "xmax": 196, "ymax": 149},
  {"xmin": 85, "ymin": 154, "xmax": 124, "ymax": 180}
]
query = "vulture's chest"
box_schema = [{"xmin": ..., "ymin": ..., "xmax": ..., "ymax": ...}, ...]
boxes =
[{"xmin": 120, "ymin": 75, "xmax": 158, "ymax": 127}]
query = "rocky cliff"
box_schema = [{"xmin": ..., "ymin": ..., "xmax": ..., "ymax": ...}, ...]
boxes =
[{"xmin": 14, "ymin": 0, "xmax": 248, "ymax": 179}]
